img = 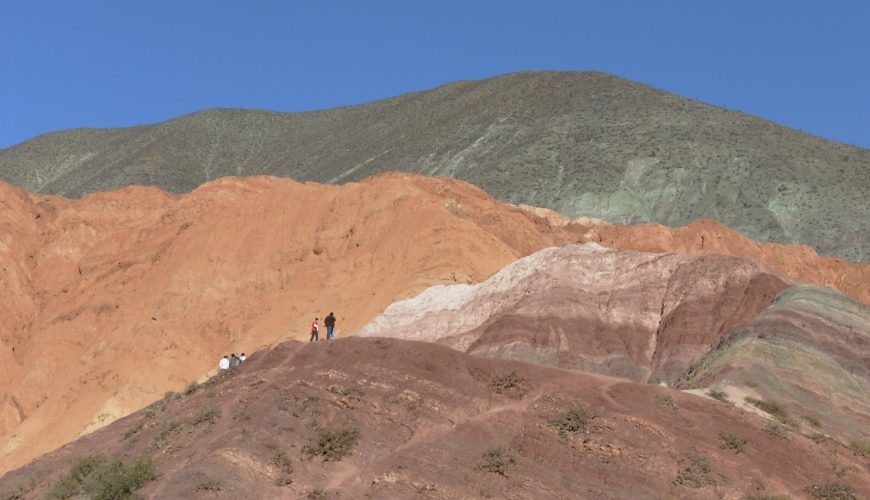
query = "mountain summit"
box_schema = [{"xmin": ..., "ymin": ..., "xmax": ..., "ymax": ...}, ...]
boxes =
[{"xmin": 1, "ymin": 71, "xmax": 867, "ymax": 260}]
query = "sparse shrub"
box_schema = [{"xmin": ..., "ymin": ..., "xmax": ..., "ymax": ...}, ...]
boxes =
[
  {"xmin": 194, "ymin": 474, "xmax": 222, "ymax": 492},
  {"xmin": 804, "ymin": 482, "xmax": 857, "ymax": 499},
  {"xmin": 655, "ymin": 394, "xmax": 677, "ymax": 410},
  {"xmin": 744, "ymin": 397, "xmax": 796, "ymax": 426},
  {"xmin": 719, "ymin": 431, "xmax": 748, "ymax": 453},
  {"xmin": 183, "ymin": 380, "xmax": 201, "ymax": 397},
  {"xmin": 478, "ymin": 446, "xmax": 516, "ymax": 475},
  {"xmin": 809, "ymin": 433, "xmax": 828, "ymax": 444},
  {"xmin": 706, "ymin": 389, "xmax": 730, "ymax": 403},
  {"xmin": 0, "ymin": 479, "xmax": 35, "ymax": 500},
  {"xmin": 552, "ymin": 407, "xmax": 591, "ymax": 435},
  {"xmin": 151, "ymin": 419, "xmax": 182, "ymax": 451},
  {"xmin": 304, "ymin": 428, "xmax": 359, "ymax": 461},
  {"xmin": 673, "ymin": 448, "xmax": 717, "ymax": 488},
  {"xmin": 802, "ymin": 415, "xmax": 821, "ymax": 428},
  {"xmin": 763, "ymin": 421, "xmax": 788, "ymax": 439},
  {"xmin": 743, "ymin": 494, "xmax": 789, "ymax": 500},
  {"xmin": 163, "ymin": 391, "xmax": 178, "ymax": 401},
  {"xmin": 46, "ymin": 454, "xmax": 155, "ymax": 500},
  {"xmin": 123, "ymin": 419, "xmax": 145, "ymax": 440},
  {"xmin": 491, "ymin": 371, "xmax": 522, "ymax": 394},
  {"xmin": 83, "ymin": 457, "xmax": 156, "ymax": 500},
  {"xmin": 192, "ymin": 405, "xmax": 220, "ymax": 425},
  {"xmin": 328, "ymin": 386, "xmax": 364, "ymax": 400},
  {"xmin": 831, "ymin": 462, "xmax": 852, "ymax": 479},
  {"xmin": 272, "ymin": 452, "xmax": 293, "ymax": 485},
  {"xmin": 307, "ymin": 489, "xmax": 329, "ymax": 500},
  {"xmin": 743, "ymin": 379, "xmax": 759, "ymax": 388},
  {"xmin": 849, "ymin": 437, "xmax": 870, "ymax": 458}
]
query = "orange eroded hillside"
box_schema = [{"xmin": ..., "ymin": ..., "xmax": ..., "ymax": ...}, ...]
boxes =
[{"xmin": 0, "ymin": 173, "xmax": 867, "ymax": 473}]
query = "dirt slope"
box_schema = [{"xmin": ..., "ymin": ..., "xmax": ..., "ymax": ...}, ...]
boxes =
[
  {"xmin": 1, "ymin": 71, "xmax": 868, "ymax": 261},
  {"xmin": 357, "ymin": 244, "xmax": 793, "ymax": 384},
  {"xmin": 0, "ymin": 173, "xmax": 867, "ymax": 474},
  {"xmin": 1, "ymin": 338, "xmax": 867, "ymax": 499}
]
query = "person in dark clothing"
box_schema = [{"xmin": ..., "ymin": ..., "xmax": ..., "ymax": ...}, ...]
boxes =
[
  {"xmin": 310, "ymin": 317, "xmax": 319, "ymax": 342},
  {"xmin": 229, "ymin": 353, "xmax": 240, "ymax": 368},
  {"xmin": 324, "ymin": 312, "xmax": 337, "ymax": 340}
]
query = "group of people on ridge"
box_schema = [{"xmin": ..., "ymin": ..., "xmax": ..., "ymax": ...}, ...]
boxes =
[
  {"xmin": 216, "ymin": 312, "xmax": 337, "ymax": 371},
  {"xmin": 218, "ymin": 352, "xmax": 246, "ymax": 370},
  {"xmin": 310, "ymin": 312, "xmax": 337, "ymax": 341}
]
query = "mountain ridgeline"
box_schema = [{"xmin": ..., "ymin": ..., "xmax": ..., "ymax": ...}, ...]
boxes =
[{"xmin": 1, "ymin": 71, "xmax": 867, "ymax": 261}]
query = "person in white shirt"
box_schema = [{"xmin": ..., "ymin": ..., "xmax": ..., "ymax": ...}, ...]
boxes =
[
  {"xmin": 239, "ymin": 353, "xmax": 246, "ymax": 362},
  {"xmin": 219, "ymin": 355, "xmax": 230, "ymax": 370}
]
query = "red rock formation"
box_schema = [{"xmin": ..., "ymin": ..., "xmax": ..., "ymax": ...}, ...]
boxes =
[{"xmin": 0, "ymin": 173, "xmax": 867, "ymax": 473}]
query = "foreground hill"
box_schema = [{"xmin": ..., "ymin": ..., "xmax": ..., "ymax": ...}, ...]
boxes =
[
  {"xmin": 0, "ymin": 173, "xmax": 867, "ymax": 474},
  {"xmin": 1, "ymin": 71, "xmax": 867, "ymax": 261},
  {"xmin": 356, "ymin": 245, "xmax": 869, "ymax": 443},
  {"xmin": 1, "ymin": 338, "xmax": 867, "ymax": 499}
]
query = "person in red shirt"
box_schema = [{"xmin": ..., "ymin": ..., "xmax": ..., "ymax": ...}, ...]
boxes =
[{"xmin": 310, "ymin": 317, "xmax": 319, "ymax": 342}]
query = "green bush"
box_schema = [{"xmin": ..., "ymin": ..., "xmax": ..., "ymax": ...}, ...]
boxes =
[
  {"xmin": 706, "ymin": 389, "xmax": 730, "ymax": 403},
  {"xmin": 491, "ymin": 371, "xmax": 522, "ymax": 394},
  {"xmin": 151, "ymin": 419, "xmax": 182, "ymax": 451},
  {"xmin": 123, "ymin": 419, "xmax": 145, "ymax": 440},
  {"xmin": 478, "ymin": 446, "xmax": 516, "ymax": 475},
  {"xmin": 304, "ymin": 428, "xmax": 359, "ymax": 461},
  {"xmin": 802, "ymin": 415, "xmax": 821, "ymax": 427},
  {"xmin": 307, "ymin": 489, "xmax": 329, "ymax": 500},
  {"xmin": 192, "ymin": 405, "xmax": 220, "ymax": 425},
  {"xmin": 763, "ymin": 421, "xmax": 788, "ymax": 439},
  {"xmin": 45, "ymin": 454, "xmax": 155, "ymax": 500},
  {"xmin": 272, "ymin": 452, "xmax": 293, "ymax": 485},
  {"xmin": 183, "ymin": 381, "xmax": 201, "ymax": 397},
  {"xmin": 744, "ymin": 397, "xmax": 796, "ymax": 426},
  {"xmin": 655, "ymin": 395, "xmax": 678, "ymax": 410},
  {"xmin": 552, "ymin": 407, "xmax": 591, "ymax": 435},
  {"xmin": 673, "ymin": 448, "xmax": 717, "ymax": 488},
  {"xmin": 849, "ymin": 437, "xmax": 870, "ymax": 458},
  {"xmin": 194, "ymin": 475, "xmax": 222, "ymax": 492},
  {"xmin": 719, "ymin": 431, "xmax": 748, "ymax": 453},
  {"xmin": 809, "ymin": 433, "xmax": 828, "ymax": 444},
  {"xmin": 804, "ymin": 482, "xmax": 857, "ymax": 499},
  {"xmin": 0, "ymin": 479, "xmax": 35, "ymax": 500}
]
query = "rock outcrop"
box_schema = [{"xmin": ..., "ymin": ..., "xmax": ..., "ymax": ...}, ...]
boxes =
[
  {"xmin": 357, "ymin": 244, "xmax": 792, "ymax": 384},
  {"xmin": 679, "ymin": 284, "xmax": 870, "ymax": 442}
]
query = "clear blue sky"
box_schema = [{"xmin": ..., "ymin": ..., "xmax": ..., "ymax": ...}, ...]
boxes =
[{"xmin": 1, "ymin": 1, "xmax": 868, "ymax": 149}]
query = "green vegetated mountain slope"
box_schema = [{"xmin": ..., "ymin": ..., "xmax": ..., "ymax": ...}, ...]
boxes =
[{"xmin": 1, "ymin": 71, "xmax": 867, "ymax": 261}]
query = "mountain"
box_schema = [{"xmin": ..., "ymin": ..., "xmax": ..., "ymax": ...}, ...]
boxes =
[
  {"xmin": 1, "ymin": 71, "xmax": 867, "ymax": 261},
  {"xmin": 356, "ymin": 245, "xmax": 869, "ymax": 442},
  {"xmin": 2, "ymin": 338, "xmax": 867, "ymax": 499},
  {"xmin": 1, "ymin": 173, "xmax": 868, "ymax": 474},
  {"xmin": 356, "ymin": 244, "xmax": 793, "ymax": 384}
]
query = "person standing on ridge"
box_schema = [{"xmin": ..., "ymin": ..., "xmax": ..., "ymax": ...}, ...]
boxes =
[
  {"xmin": 239, "ymin": 353, "xmax": 246, "ymax": 362},
  {"xmin": 219, "ymin": 355, "xmax": 230, "ymax": 371},
  {"xmin": 310, "ymin": 317, "xmax": 320, "ymax": 342},
  {"xmin": 324, "ymin": 312, "xmax": 336, "ymax": 340},
  {"xmin": 229, "ymin": 353, "xmax": 240, "ymax": 368}
]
